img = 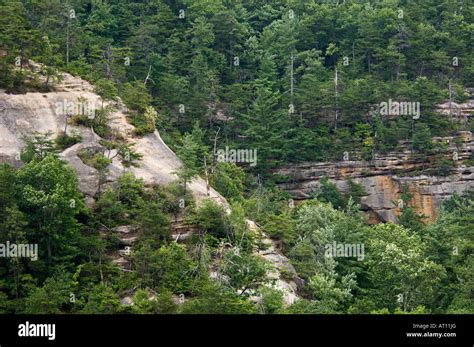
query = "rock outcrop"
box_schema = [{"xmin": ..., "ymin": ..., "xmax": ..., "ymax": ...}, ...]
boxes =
[
  {"xmin": 0, "ymin": 68, "xmax": 227, "ymax": 209},
  {"xmin": 248, "ymin": 220, "xmax": 301, "ymax": 306},
  {"xmin": 275, "ymin": 131, "xmax": 473, "ymax": 223},
  {"xmin": 0, "ymin": 67, "xmax": 301, "ymax": 304},
  {"xmin": 436, "ymin": 89, "xmax": 474, "ymax": 125}
]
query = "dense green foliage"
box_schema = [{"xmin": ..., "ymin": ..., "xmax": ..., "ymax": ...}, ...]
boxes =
[
  {"xmin": 1, "ymin": 0, "xmax": 472, "ymax": 173},
  {"xmin": 0, "ymin": 0, "xmax": 472, "ymax": 314},
  {"xmin": 0, "ymin": 151, "xmax": 472, "ymax": 313}
]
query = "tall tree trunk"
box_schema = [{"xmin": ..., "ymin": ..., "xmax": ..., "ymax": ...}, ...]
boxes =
[{"xmin": 47, "ymin": 238, "xmax": 52, "ymax": 266}]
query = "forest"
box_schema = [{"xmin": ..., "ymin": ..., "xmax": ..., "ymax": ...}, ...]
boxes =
[{"xmin": 0, "ymin": 0, "xmax": 473, "ymax": 314}]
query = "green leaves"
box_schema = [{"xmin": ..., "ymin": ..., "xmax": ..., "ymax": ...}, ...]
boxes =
[
  {"xmin": 192, "ymin": 199, "xmax": 227, "ymax": 238},
  {"xmin": 24, "ymin": 269, "xmax": 73, "ymax": 314},
  {"xmin": 15, "ymin": 155, "xmax": 84, "ymax": 271},
  {"xmin": 133, "ymin": 242, "xmax": 196, "ymax": 294},
  {"xmin": 175, "ymin": 133, "xmax": 201, "ymax": 193},
  {"xmin": 210, "ymin": 162, "xmax": 245, "ymax": 202},
  {"xmin": 308, "ymin": 270, "xmax": 355, "ymax": 313},
  {"xmin": 81, "ymin": 285, "xmax": 122, "ymax": 314},
  {"xmin": 130, "ymin": 105, "xmax": 159, "ymax": 135},
  {"xmin": 20, "ymin": 131, "xmax": 57, "ymax": 163},
  {"xmin": 1, "ymin": 0, "xmax": 473, "ymax": 315},
  {"xmin": 94, "ymin": 79, "xmax": 118, "ymax": 104},
  {"xmin": 121, "ymin": 81, "xmax": 152, "ymax": 113},
  {"xmin": 365, "ymin": 223, "xmax": 446, "ymax": 312},
  {"xmin": 180, "ymin": 282, "xmax": 257, "ymax": 314},
  {"xmin": 221, "ymin": 250, "xmax": 269, "ymax": 295}
]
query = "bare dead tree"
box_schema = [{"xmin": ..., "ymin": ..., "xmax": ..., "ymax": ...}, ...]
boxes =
[
  {"xmin": 211, "ymin": 127, "xmax": 221, "ymax": 173},
  {"xmin": 204, "ymin": 155, "xmax": 210, "ymax": 196},
  {"xmin": 103, "ymin": 45, "xmax": 112, "ymax": 80},
  {"xmin": 449, "ymin": 79, "xmax": 453, "ymax": 121},
  {"xmin": 144, "ymin": 65, "xmax": 155, "ymax": 86},
  {"xmin": 334, "ymin": 67, "xmax": 339, "ymax": 130}
]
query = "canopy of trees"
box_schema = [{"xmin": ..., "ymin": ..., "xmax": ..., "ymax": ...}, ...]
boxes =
[{"xmin": 0, "ymin": 0, "xmax": 472, "ymax": 314}]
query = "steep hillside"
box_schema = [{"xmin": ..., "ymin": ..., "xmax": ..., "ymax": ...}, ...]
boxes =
[
  {"xmin": 0, "ymin": 66, "xmax": 300, "ymax": 306},
  {"xmin": 0, "ymin": 66, "xmax": 227, "ymax": 208},
  {"xmin": 1, "ymin": 0, "xmax": 472, "ymax": 317}
]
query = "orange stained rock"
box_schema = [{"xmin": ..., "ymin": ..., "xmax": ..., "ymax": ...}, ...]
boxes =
[
  {"xmin": 338, "ymin": 167, "xmax": 350, "ymax": 178},
  {"xmin": 377, "ymin": 175, "xmax": 400, "ymax": 208},
  {"xmin": 410, "ymin": 189, "xmax": 436, "ymax": 222},
  {"xmin": 376, "ymin": 176, "xmax": 436, "ymax": 223}
]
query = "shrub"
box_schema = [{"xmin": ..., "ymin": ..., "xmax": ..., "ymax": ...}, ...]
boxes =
[
  {"xmin": 55, "ymin": 132, "xmax": 82, "ymax": 150},
  {"xmin": 78, "ymin": 149, "xmax": 112, "ymax": 170},
  {"xmin": 191, "ymin": 199, "xmax": 227, "ymax": 238}
]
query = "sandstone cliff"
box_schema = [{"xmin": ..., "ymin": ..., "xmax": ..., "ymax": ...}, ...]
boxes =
[
  {"xmin": 0, "ymin": 68, "xmax": 227, "ymax": 209},
  {"xmin": 0, "ymin": 67, "xmax": 300, "ymax": 305},
  {"xmin": 275, "ymin": 131, "xmax": 473, "ymax": 223}
]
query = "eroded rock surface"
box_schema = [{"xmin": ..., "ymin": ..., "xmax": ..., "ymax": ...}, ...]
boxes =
[
  {"xmin": 275, "ymin": 131, "xmax": 473, "ymax": 223},
  {"xmin": 247, "ymin": 220, "xmax": 302, "ymax": 306},
  {"xmin": 0, "ymin": 69, "xmax": 227, "ymax": 209},
  {"xmin": 0, "ymin": 69, "xmax": 298, "ymax": 303}
]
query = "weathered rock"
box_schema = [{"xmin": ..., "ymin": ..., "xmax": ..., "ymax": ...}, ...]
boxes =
[
  {"xmin": 0, "ymin": 66, "xmax": 299, "ymax": 301},
  {"xmin": 0, "ymin": 69, "xmax": 228, "ymax": 210},
  {"xmin": 111, "ymin": 225, "xmax": 139, "ymax": 234},
  {"xmin": 120, "ymin": 297, "xmax": 133, "ymax": 306},
  {"xmin": 119, "ymin": 288, "xmax": 158, "ymax": 306},
  {"xmin": 171, "ymin": 218, "xmax": 198, "ymax": 242},
  {"xmin": 275, "ymin": 132, "xmax": 474, "ymax": 223},
  {"xmin": 247, "ymin": 220, "xmax": 301, "ymax": 306}
]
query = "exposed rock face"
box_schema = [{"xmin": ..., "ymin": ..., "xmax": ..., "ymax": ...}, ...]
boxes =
[
  {"xmin": 247, "ymin": 220, "xmax": 302, "ymax": 306},
  {"xmin": 275, "ymin": 131, "xmax": 473, "ymax": 223},
  {"xmin": 436, "ymin": 89, "xmax": 474, "ymax": 124},
  {"xmin": 274, "ymin": 91, "xmax": 474, "ymax": 223},
  {"xmin": 111, "ymin": 225, "xmax": 140, "ymax": 246},
  {"xmin": 0, "ymin": 69, "xmax": 227, "ymax": 210},
  {"xmin": 0, "ymin": 68, "xmax": 301, "ymax": 303}
]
